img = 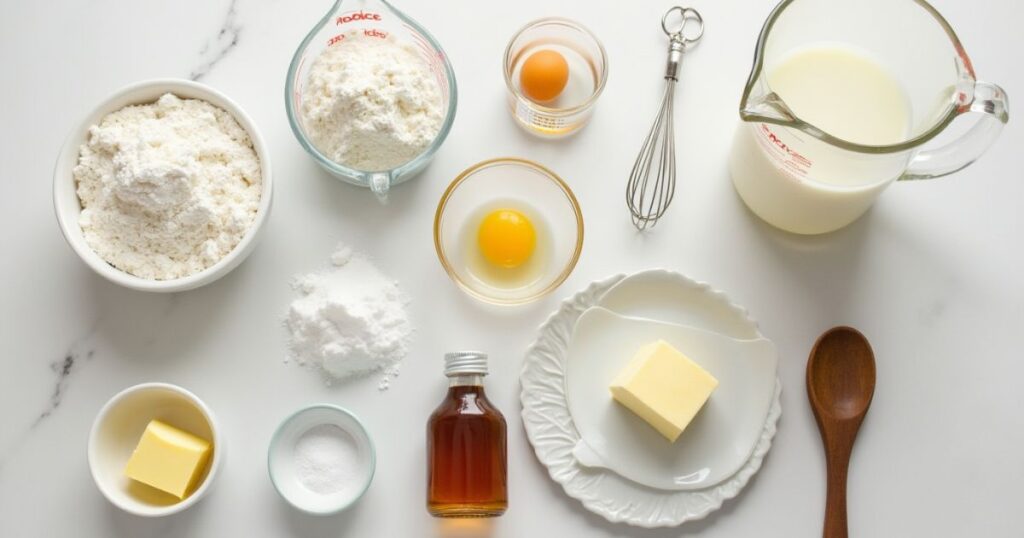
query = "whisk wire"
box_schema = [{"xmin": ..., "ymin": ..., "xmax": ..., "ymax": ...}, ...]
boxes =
[
  {"xmin": 627, "ymin": 81, "xmax": 677, "ymax": 230},
  {"xmin": 628, "ymin": 87, "xmax": 664, "ymax": 227},
  {"xmin": 658, "ymin": 86, "xmax": 676, "ymax": 216}
]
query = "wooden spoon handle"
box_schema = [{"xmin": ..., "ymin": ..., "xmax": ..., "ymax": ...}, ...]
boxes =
[{"xmin": 822, "ymin": 439, "xmax": 852, "ymax": 538}]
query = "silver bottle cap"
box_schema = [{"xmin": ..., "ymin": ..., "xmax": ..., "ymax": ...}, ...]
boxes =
[{"xmin": 444, "ymin": 351, "xmax": 488, "ymax": 377}]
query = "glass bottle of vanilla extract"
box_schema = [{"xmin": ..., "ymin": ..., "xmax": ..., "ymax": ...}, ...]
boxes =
[{"xmin": 427, "ymin": 351, "xmax": 508, "ymax": 518}]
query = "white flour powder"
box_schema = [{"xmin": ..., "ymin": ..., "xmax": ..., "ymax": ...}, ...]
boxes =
[
  {"xmin": 285, "ymin": 245, "xmax": 412, "ymax": 389},
  {"xmin": 74, "ymin": 93, "xmax": 262, "ymax": 280},
  {"xmin": 300, "ymin": 33, "xmax": 444, "ymax": 171}
]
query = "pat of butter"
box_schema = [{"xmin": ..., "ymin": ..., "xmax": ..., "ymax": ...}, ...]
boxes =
[
  {"xmin": 610, "ymin": 340, "xmax": 719, "ymax": 442},
  {"xmin": 124, "ymin": 419, "xmax": 212, "ymax": 499}
]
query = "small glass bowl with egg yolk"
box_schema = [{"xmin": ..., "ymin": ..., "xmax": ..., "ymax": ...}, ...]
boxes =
[
  {"xmin": 503, "ymin": 18, "xmax": 608, "ymax": 138},
  {"xmin": 434, "ymin": 158, "xmax": 584, "ymax": 305}
]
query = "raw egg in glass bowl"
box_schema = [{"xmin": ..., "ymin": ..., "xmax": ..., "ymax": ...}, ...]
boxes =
[
  {"xmin": 503, "ymin": 18, "xmax": 607, "ymax": 138},
  {"xmin": 434, "ymin": 158, "xmax": 583, "ymax": 305}
]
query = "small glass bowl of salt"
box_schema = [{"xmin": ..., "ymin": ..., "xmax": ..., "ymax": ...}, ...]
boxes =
[{"xmin": 268, "ymin": 404, "xmax": 376, "ymax": 515}]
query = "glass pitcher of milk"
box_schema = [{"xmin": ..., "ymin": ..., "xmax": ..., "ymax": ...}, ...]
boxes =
[{"xmin": 729, "ymin": 0, "xmax": 1009, "ymax": 235}]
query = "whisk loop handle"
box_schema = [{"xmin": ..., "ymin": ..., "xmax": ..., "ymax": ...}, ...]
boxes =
[{"xmin": 662, "ymin": 6, "xmax": 704, "ymax": 81}]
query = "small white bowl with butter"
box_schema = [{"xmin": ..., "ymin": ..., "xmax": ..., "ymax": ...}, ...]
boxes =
[{"xmin": 87, "ymin": 383, "xmax": 223, "ymax": 517}]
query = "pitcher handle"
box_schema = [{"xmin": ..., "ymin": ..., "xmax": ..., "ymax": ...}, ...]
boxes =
[{"xmin": 899, "ymin": 81, "xmax": 1009, "ymax": 181}]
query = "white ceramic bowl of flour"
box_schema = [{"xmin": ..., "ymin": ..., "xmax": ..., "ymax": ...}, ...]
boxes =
[
  {"xmin": 53, "ymin": 79, "xmax": 273, "ymax": 292},
  {"xmin": 267, "ymin": 404, "xmax": 376, "ymax": 515}
]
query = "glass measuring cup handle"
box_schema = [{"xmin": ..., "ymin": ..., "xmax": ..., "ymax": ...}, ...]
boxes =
[{"xmin": 899, "ymin": 81, "xmax": 1010, "ymax": 181}]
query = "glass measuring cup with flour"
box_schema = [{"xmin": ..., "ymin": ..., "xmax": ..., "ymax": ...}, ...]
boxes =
[
  {"xmin": 729, "ymin": 0, "xmax": 1009, "ymax": 235},
  {"xmin": 285, "ymin": 0, "xmax": 457, "ymax": 199}
]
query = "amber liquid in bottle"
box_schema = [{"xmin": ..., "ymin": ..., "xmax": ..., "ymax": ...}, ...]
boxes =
[{"xmin": 427, "ymin": 374, "xmax": 508, "ymax": 517}]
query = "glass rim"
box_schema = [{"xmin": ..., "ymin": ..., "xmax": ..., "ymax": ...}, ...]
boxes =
[
  {"xmin": 503, "ymin": 17, "xmax": 609, "ymax": 116},
  {"xmin": 284, "ymin": 0, "xmax": 459, "ymax": 183},
  {"xmin": 433, "ymin": 157, "xmax": 585, "ymax": 306},
  {"xmin": 739, "ymin": 0, "xmax": 974, "ymax": 155}
]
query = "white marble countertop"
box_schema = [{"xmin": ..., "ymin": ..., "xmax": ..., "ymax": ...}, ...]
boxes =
[{"xmin": 2, "ymin": 1, "xmax": 1022, "ymax": 536}]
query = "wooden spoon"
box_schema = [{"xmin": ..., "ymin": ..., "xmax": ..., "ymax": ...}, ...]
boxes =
[{"xmin": 806, "ymin": 326, "xmax": 876, "ymax": 538}]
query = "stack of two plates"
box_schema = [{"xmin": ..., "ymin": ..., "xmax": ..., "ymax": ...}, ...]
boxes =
[{"xmin": 520, "ymin": 270, "xmax": 782, "ymax": 528}]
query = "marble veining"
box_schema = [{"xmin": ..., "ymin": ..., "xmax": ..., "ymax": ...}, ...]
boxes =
[
  {"xmin": 1, "ymin": 1, "xmax": 1020, "ymax": 536},
  {"xmin": 189, "ymin": 0, "xmax": 242, "ymax": 81},
  {"xmin": 34, "ymin": 345, "xmax": 95, "ymax": 427},
  {"xmin": 29, "ymin": 291, "xmax": 181, "ymax": 428},
  {"xmin": 1, "ymin": 329, "xmax": 97, "ymax": 471}
]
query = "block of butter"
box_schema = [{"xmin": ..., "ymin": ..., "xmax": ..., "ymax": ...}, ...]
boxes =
[
  {"xmin": 124, "ymin": 419, "xmax": 212, "ymax": 499},
  {"xmin": 610, "ymin": 340, "xmax": 719, "ymax": 442}
]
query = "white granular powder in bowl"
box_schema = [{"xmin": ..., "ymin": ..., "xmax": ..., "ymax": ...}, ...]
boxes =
[
  {"xmin": 73, "ymin": 93, "xmax": 262, "ymax": 280},
  {"xmin": 294, "ymin": 424, "xmax": 362, "ymax": 496},
  {"xmin": 300, "ymin": 33, "xmax": 444, "ymax": 171},
  {"xmin": 285, "ymin": 245, "xmax": 412, "ymax": 389}
]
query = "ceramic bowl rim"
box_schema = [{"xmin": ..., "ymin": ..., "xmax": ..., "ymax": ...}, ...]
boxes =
[
  {"xmin": 266, "ymin": 403, "xmax": 377, "ymax": 516},
  {"xmin": 86, "ymin": 382, "xmax": 223, "ymax": 517},
  {"xmin": 52, "ymin": 78, "xmax": 273, "ymax": 293}
]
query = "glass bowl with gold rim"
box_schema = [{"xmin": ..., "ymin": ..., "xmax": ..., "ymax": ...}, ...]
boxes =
[{"xmin": 434, "ymin": 158, "xmax": 584, "ymax": 305}]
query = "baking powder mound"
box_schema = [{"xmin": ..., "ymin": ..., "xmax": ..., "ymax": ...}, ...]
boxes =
[{"xmin": 285, "ymin": 245, "xmax": 412, "ymax": 389}]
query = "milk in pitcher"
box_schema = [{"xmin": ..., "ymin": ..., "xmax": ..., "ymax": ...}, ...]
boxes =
[{"xmin": 730, "ymin": 45, "xmax": 913, "ymax": 234}]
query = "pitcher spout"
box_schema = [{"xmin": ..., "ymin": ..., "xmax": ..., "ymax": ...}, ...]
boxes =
[
  {"xmin": 369, "ymin": 172, "xmax": 391, "ymax": 202},
  {"xmin": 740, "ymin": 89, "xmax": 797, "ymax": 125}
]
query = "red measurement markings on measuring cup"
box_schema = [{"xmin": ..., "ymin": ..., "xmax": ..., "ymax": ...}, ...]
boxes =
[
  {"xmin": 757, "ymin": 123, "xmax": 813, "ymax": 178},
  {"xmin": 336, "ymin": 11, "xmax": 382, "ymax": 25},
  {"xmin": 326, "ymin": 10, "xmax": 388, "ymax": 45},
  {"xmin": 326, "ymin": 28, "xmax": 389, "ymax": 46},
  {"xmin": 403, "ymin": 23, "xmax": 446, "ymax": 94}
]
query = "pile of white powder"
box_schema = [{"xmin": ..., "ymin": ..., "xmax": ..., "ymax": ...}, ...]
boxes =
[
  {"xmin": 285, "ymin": 245, "xmax": 412, "ymax": 389},
  {"xmin": 300, "ymin": 33, "xmax": 444, "ymax": 171},
  {"xmin": 74, "ymin": 93, "xmax": 262, "ymax": 280}
]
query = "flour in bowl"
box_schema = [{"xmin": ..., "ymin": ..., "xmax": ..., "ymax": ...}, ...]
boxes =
[
  {"xmin": 300, "ymin": 33, "xmax": 444, "ymax": 171},
  {"xmin": 74, "ymin": 93, "xmax": 262, "ymax": 280}
]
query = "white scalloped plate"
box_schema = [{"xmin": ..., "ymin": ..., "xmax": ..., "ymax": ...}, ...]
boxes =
[
  {"xmin": 567, "ymin": 307, "xmax": 779, "ymax": 491},
  {"xmin": 520, "ymin": 270, "xmax": 782, "ymax": 527}
]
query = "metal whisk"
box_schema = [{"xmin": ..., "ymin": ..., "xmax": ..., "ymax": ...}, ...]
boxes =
[{"xmin": 626, "ymin": 7, "xmax": 704, "ymax": 230}]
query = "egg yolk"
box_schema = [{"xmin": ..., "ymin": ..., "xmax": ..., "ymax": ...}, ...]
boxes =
[
  {"xmin": 477, "ymin": 209, "xmax": 536, "ymax": 269},
  {"xmin": 519, "ymin": 50, "xmax": 569, "ymax": 103}
]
